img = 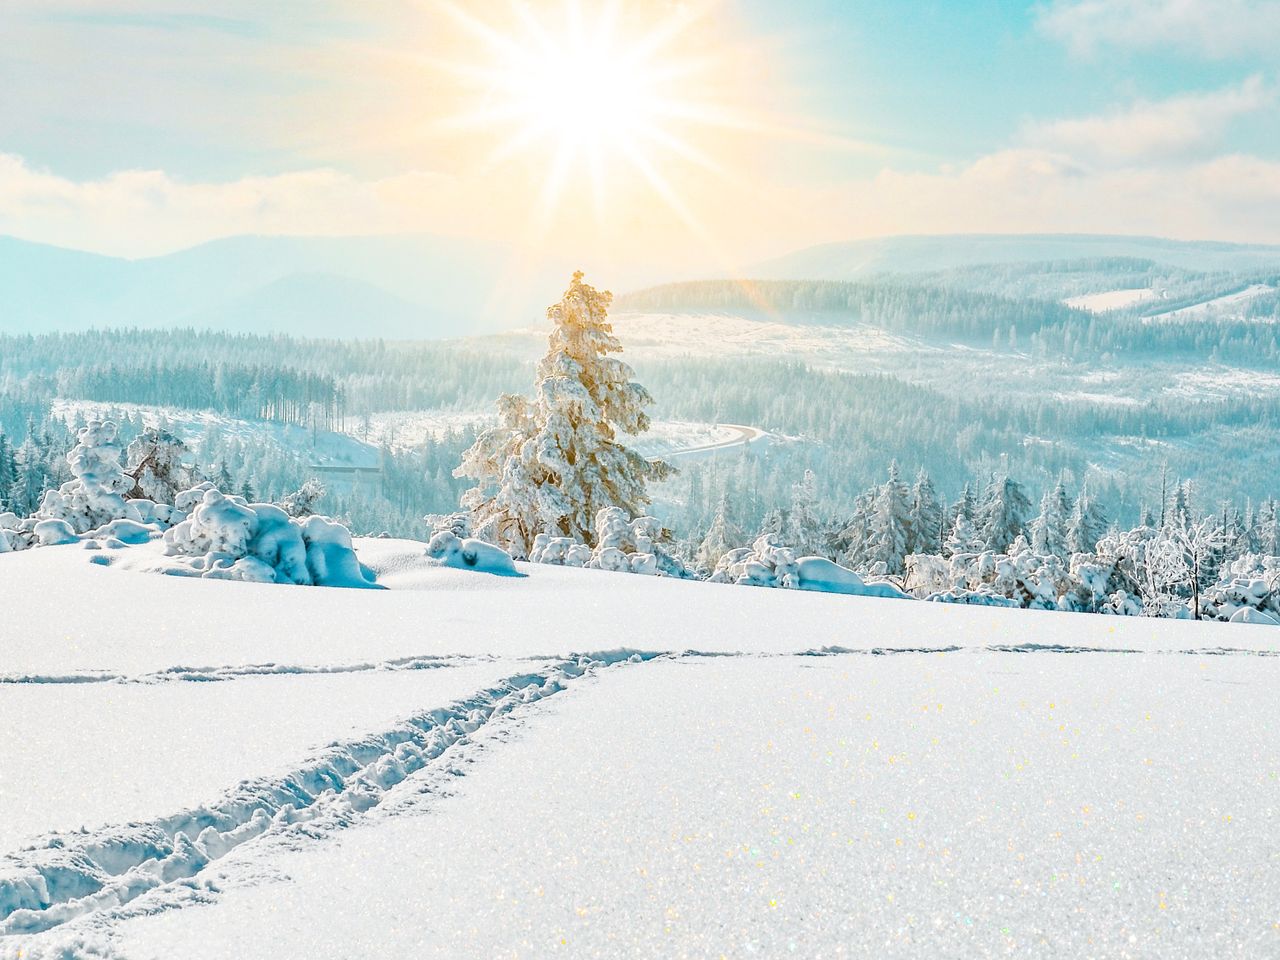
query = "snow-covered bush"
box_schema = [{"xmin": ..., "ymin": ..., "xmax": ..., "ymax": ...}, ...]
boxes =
[
  {"xmin": 425, "ymin": 512, "xmax": 472, "ymax": 540},
  {"xmin": 424, "ymin": 531, "xmax": 518, "ymax": 575},
  {"xmin": 711, "ymin": 535, "xmax": 909, "ymax": 598},
  {"xmin": 1199, "ymin": 577, "xmax": 1280, "ymax": 624},
  {"xmin": 37, "ymin": 420, "xmax": 141, "ymax": 535},
  {"xmin": 163, "ymin": 486, "xmax": 380, "ymax": 588},
  {"xmin": 124, "ymin": 428, "xmax": 200, "ymax": 503},
  {"xmin": 33, "ymin": 518, "xmax": 78, "ymax": 546},
  {"xmin": 529, "ymin": 508, "xmax": 690, "ymax": 577},
  {"xmin": 529, "ymin": 534, "xmax": 593, "ymax": 567},
  {"xmin": 911, "ymin": 545, "xmax": 1069, "ymax": 610},
  {"xmin": 280, "ymin": 478, "xmax": 326, "ymax": 519}
]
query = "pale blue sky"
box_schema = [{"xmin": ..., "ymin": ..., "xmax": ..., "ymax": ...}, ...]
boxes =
[{"xmin": 1, "ymin": 0, "xmax": 1278, "ymax": 264}]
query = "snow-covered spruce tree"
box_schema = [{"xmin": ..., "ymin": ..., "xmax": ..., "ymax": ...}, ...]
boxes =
[
  {"xmin": 1065, "ymin": 488, "xmax": 1108, "ymax": 555},
  {"xmin": 280, "ymin": 478, "xmax": 327, "ymax": 518},
  {"xmin": 867, "ymin": 460, "xmax": 911, "ymax": 575},
  {"xmin": 1030, "ymin": 476, "xmax": 1071, "ymax": 558},
  {"xmin": 907, "ymin": 467, "xmax": 943, "ymax": 557},
  {"xmin": 696, "ymin": 494, "xmax": 741, "ymax": 572},
  {"xmin": 782, "ymin": 469, "xmax": 824, "ymax": 557},
  {"xmin": 455, "ymin": 272, "xmax": 671, "ymax": 557},
  {"xmin": 976, "ymin": 474, "xmax": 1031, "ymax": 554}
]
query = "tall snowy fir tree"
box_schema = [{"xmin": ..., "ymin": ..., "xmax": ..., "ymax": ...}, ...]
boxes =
[
  {"xmin": 782, "ymin": 469, "xmax": 823, "ymax": 556},
  {"xmin": 1030, "ymin": 476, "xmax": 1071, "ymax": 558},
  {"xmin": 976, "ymin": 474, "xmax": 1032, "ymax": 553},
  {"xmin": 867, "ymin": 461, "xmax": 911, "ymax": 574},
  {"xmin": 906, "ymin": 467, "xmax": 943, "ymax": 556},
  {"xmin": 697, "ymin": 494, "xmax": 743, "ymax": 571},
  {"xmin": 1065, "ymin": 488, "xmax": 1108, "ymax": 555},
  {"xmin": 455, "ymin": 272, "xmax": 671, "ymax": 557}
]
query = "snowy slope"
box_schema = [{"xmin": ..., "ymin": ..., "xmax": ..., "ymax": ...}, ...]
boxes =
[
  {"xmin": 2, "ymin": 541, "xmax": 1278, "ymax": 958},
  {"xmin": 1147, "ymin": 283, "xmax": 1276, "ymax": 321},
  {"xmin": 1062, "ymin": 288, "xmax": 1158, "ymax": 312}
]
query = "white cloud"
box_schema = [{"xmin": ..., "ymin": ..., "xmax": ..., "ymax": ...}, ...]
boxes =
[
  {"xmin": 1038, "ymin": 0, "xmax": 1280, "ymax": 58},
  {"xmin": 1024, "ymin": 77, "xmax": 1271, "ymax": 162},
  {"xmin": 0, "ymin": 155, "xmax": 478, "ymax": 257},
  {"xmin": 8, "ymin": 146, "xmax": 1280, "ymax": 270},
  {"xmin": 778, "ymin": 149, "xmax": 1280, "ymax": 247}
]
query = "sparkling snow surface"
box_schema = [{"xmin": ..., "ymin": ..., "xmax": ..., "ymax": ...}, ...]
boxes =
[
  {"xmin": 118, "ymin": 654, "xmax": 1280, "ymax": 959},
  {"xmin": 2, "ymin": 540, "xmax": 1279, "ymax": 958}
]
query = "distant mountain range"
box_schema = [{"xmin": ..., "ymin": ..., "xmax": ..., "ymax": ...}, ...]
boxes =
[
  {"xmin": 5, "ymin": 232, "xmax": 1280, "ymax": 340},
  {"xmin": 0, "ymin": 234, "xmax": 567, "ymax": 340}
]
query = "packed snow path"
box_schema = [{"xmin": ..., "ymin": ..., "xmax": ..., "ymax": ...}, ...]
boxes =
[{"xmin": 2, "ymin": 541, "xmax": 1279, "ymax": 958}]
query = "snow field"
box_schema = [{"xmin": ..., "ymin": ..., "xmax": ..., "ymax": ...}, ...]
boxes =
[
  {"xmin": 111, "ymin": 652, "xmax": 1280, "ymax": 959},
  {"xmin": 3, "ymin": 543, "xmax": 1280, "ymax": 956}
]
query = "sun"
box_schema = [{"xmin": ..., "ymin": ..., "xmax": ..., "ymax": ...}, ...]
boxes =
[{"xmin": 435, "ymin": 0, "xmax": 733, "ymax": 229}]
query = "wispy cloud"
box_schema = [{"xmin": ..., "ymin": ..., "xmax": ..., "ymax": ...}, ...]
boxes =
[
  {"xmin": 1038, "ymin": 0, "xmax": 1280, "ymax": 58},
  {"xmin": 1023, "ymin": 77, "xmax": 1272, "ymax": 162}
]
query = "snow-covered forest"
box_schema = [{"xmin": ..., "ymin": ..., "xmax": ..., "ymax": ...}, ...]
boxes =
[{"xmin": 4, "ymin": 267, "xmax": 1280, "ymax": 626}]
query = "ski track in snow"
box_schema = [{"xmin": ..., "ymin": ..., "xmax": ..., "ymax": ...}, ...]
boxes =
[
  {"xmin": 2, "ymin": 641, "xmax": 1276, "ymax": 688},
  {"xmin": 0, "ymin": 651, "xmax": 664, "ymax": 943}
]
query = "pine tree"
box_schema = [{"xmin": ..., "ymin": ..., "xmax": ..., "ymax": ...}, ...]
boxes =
[
  {"xmin": 782, "ymin": 468, "xmax": 823, "ymax": 555},
  {"xmin": 1030, "ymin": 476, "xmax": 1070, "ymax": 557},
  {"xmin": 867, "ymin": 461, "xmax": 912, "ymax": 574},
  {"xmin": 907, "ymin": 467, "xmax": 943, "ymax": 556},
  {"xmin": 1065, "ymin": 488, "xmax": 1108, "ymax": 554},
  {"xmin": 697, "ymin": 495, "xmax": 741, "ymax": 570},
  {"xmin": 455, "ymin": 272, "xmax": 671, "ymax": 556},
  {"xmin": 976, "ymin": 474, "xmax": 1031, "ymax": 553}
]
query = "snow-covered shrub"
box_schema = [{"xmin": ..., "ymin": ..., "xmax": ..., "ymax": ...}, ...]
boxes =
[
  {"xmin": 424, "ymin": 531, "xmax": 518, "ymax": 575},
  {"xmin": 794, "ymin": 556, "xmax": 910, "ymax": 598},
  {"xmin": 1199, "ymin": 577, "xmax": 1280, "ymax": 624},
  {"xmin": 162, "ymin": 486, "xmax": 380, "ymax": 588},
  {"xmin": 711, "ymin": 535, "xmax": 909, "ymax": 598},
  {"xmin": 529, "ymin": 508, "xmax": 690, "ymax": 577},
  {"xmin": 280, "ymin": 478, "xmax": 326, "ymax": 518},
  {"xmin": 529, "ymin": 534, "xmax": 592, "ymax": 567},
  {"xmin": 425, "ymin": 512, "xmax": 473, "ymax": 540},
  {"xmin": 124, "ymin": 428, "xmax": 200, "ymax": 503},
  {"xmin": 914, "ymin": 546, "xmax": 1069, "ymax": 610},
  {"xmin": 588, "ymin": 507, "xmax": 689, "ymax": 577},
  {"xmin": 37, "ymin": 420, "xmax": 141, "ymax": 535}
]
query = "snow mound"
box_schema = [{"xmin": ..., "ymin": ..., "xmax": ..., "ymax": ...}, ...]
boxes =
[
  {"xmin": 161, "ymin": 487, "xmax": 381, "ymax": 588},
  {"xmin": 32, "ymin": 519, "xmax": 78, "ymax": 547},
  {"xmin": 424, "ymin": 532, "xmax": 519, "ymax": 575},
  {"xmin": 794, "ymin": 556, "xmax": 909, "ymax": 598}
]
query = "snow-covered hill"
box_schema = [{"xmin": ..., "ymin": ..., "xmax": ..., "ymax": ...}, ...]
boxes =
[{"xmin": 1, "ymin": 541, "xmax": 1277, "ymax": 958}]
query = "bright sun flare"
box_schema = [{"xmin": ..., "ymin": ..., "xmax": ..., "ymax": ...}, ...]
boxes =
[{"xmin": 437, "ymin": 1, "xmax": 735, "ymax": 231}]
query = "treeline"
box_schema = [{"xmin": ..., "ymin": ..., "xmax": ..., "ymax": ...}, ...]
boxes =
[
  {"xmin": 615, "ymin": 279, "xmax": 1086, "ymax": 341},
  {"xmin": 0, "ymin": 329, "xmax": 530, "ymax": 420},
  {"xmin": 53, "ymin": 364, "xmax": 344, "ymax": 428},
  {"xmin": 617, "ymin": 279, "xmax": 1280, "ymax": 365}
]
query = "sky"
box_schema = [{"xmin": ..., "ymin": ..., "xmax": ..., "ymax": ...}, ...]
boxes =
[{"xmin": 1, "ymin": 0, "xmax": 1279, "ymax": 275}]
